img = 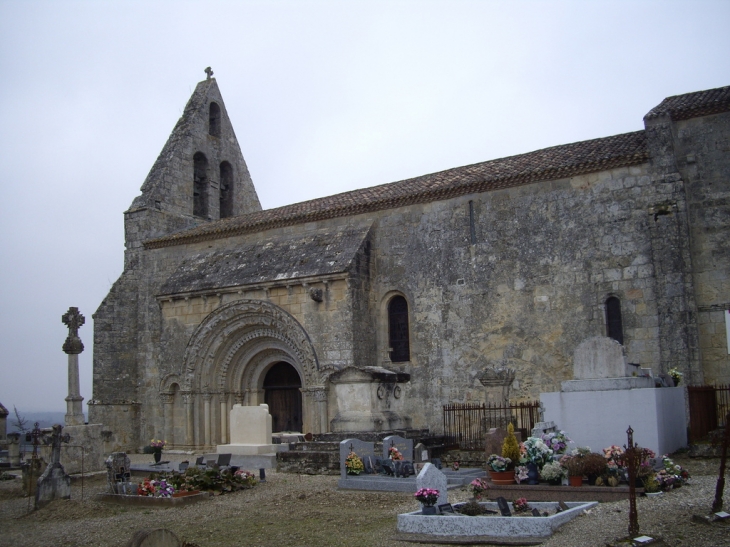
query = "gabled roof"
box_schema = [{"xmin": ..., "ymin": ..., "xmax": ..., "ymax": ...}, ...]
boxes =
[
  {"xmin": 146, "ymin": 130, "xmax": 647, "ymax": 249},
  {"xmin": 644, "ymin": 85, "xmax": 730, "ymax": 121},
  {"xmin": 158, "ymin": 224, "xmax": 371, "ymax": 295}
]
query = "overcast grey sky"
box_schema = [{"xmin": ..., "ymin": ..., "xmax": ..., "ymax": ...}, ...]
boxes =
[{"xmin": 0, "ymin": 0, "xmax": 728, "ymax": 414}]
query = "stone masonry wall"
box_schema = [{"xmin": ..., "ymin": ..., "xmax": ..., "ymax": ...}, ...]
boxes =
[{"xmin": 672, "ymin": 112, "xmax": 730, "ymax": 384}]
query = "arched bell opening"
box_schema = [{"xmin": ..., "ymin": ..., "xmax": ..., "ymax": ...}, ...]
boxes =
[{"xmin": 263, "ymin": 362, "xmax": 303, "ymax": 433}]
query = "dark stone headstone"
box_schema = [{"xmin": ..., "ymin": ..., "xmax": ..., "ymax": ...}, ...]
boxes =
[
  {"xmin": 496, "ymin": 496, "xmax": 512, "ymax": 516},
  {"xmin": 439, "ymin": 503, "xmax": 454, "ymax": 513},
  {"xmin": 531, "ymin": 508, "xmax": 541, "ymax": 517},
  {"xmin": 431, "ymin": 458, "xmax": 442, "ymax": 470},
  {"xmin": 401, "ymin": 461, "xmax": 414, "ymax": 476},
  {"xmin": 559, "ymin": 501, "xmax": 570, "ymax": 512}
]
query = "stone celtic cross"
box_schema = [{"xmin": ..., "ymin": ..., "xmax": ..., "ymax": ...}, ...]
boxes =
[
  {"xmin": 205, "ymin": 66, "xmax": 214, "ymax": 80},
  {"xmin": 62, "ymin": 307, "xmax": 85, "ymax": 355}
]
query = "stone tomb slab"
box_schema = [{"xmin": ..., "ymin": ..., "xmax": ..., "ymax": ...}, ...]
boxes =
[{"xmin": 397, "ymin": 501, "xmax": 598, "ymax": 538}]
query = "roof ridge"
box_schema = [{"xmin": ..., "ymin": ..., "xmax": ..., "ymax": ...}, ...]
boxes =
[
  {"xmin": 145, "ymin": 130, "xmax": 648, "ymax": 249},
  {"xmin": 644, "ymin": 85, "xmax": 730, "ymax": 121}
]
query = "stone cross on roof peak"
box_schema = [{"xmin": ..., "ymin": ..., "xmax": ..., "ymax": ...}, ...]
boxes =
[{"xmin": 205, "ymin": 66, "xmax": 214, "ymax": 80}]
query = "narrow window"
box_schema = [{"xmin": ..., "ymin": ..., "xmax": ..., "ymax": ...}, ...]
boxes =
[
  {"xmin": 219, "ymin": 162, "xmax": 234, "ymax": 218},
  {"xmin": 388, "ymin": 296, "xmax": 410, "ymax": 362},
  {"xmin": 606, "ymin": 296, "xmax": 623, "ymax": 345},
  {"xmin": 193, "ymin": 152, "xmax": 209, "ymax": 218},
  {"xmin": 209, "ymin": 102, "xmax": 221, "ymax": 137}
]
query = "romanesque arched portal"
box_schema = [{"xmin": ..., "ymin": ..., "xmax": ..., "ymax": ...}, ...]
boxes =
[{"xmin": 161, "ymin": 300, "xmax": 327, "ymax": 449}]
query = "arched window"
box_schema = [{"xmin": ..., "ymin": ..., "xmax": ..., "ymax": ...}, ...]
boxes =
[
  {"xmin": 606, "ymin": 296, "xmax": 623, "ymax": 345},
  {"xmin": 219, "ymin": 161, "xmax": 234, "ymax": 218},
  {"xmin": 209, "ymin": 102, "xmax": 221, "ymax": 137},
  {"xmin": 193, "ymin": 152, "xmax": 209, "ymax": 218},
  {"xmin": 388, "ymin": 295, "xmax": 410, "ymax": 362}
]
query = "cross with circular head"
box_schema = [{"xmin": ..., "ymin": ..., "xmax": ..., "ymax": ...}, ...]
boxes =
[
  {"xmin": 205, "ymin": 66, "xmax": 214, "ymax": 80},
  {"xmin": 62, "ymin": 307, "xmax": 85, "ymax": 338}
]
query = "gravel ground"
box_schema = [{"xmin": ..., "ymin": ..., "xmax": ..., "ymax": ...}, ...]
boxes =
[{"xmin": 0, "ymin": 453, "xmax": 728, "ymax": 547}]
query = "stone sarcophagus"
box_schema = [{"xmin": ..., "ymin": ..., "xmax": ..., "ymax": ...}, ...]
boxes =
[{"xmin": 329, "ymin": 366, "xmax": 411, "ymax": 432}]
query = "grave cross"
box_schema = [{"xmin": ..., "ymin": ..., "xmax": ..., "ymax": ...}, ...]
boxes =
[
  {"xmin": 43, "ymin": 424, "xmax": 71, "ymax": 465},
  {"xmin": 623, "ymin": 426, "xmax": 641, "ymax": 538},
  {"xmin": 205, "ymin": 66, "xmax": 214, "ymax": 80}
]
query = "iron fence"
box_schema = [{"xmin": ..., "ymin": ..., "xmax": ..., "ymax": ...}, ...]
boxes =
[{"xmin": 443, "ymin": 401, "xmax": 541, "ymax": 450}]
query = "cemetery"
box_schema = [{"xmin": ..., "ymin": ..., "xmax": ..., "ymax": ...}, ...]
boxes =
[{"xmin": 0, "ymin": 309, "xmax": 728, "ymax": 545}]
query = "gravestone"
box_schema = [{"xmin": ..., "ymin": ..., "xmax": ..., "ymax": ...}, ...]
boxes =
[
  {"xmin": 496, "ymin": 496, "xmax": 512, "ymax": 516},
  {"xmin": 382, "ymin": 435, "xmax": 413, "ymax": 461},
  {"xmin": 217, "ymin": 404, "xmax": 277, "ymax": 455},
  {"xmin": 431, "ymin": 458, "xmax": 442, "ymax": 470},
  {"xmin": 573, "ymin": 337, "xmax": 630, "ymax": 379},
  {"xmin": 416, "ymin": 462, "xmax": 448, "ymax": 506},
  {"xmin": 414, "ymin": 443, "xmax": 429, "ymax": 463},
  {"xmin": 106, "ymin": 452, "xmax": 133, "ymax": 494},
  {"xmin": 531, "ymin": 421, "xmax": 557, "ymax": 438},
  {"xmin": 339, "ymin": 438, "xmax": 375, "ymax": 480},
  {"xmin": 36, "ymin": 424, "xmax": 71, "ymax": 508},
  {"xmin": 484, "ymin": 427, "xmax": 524, "ymax": 457},
  {"xmin": 126, "ymin": 528, "xmax": 181, "ymax": 547}
]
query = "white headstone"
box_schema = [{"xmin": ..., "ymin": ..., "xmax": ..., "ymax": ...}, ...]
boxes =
[
  {"xmin": 416, "ymin": 462, "xmax": 448, "ymax": 506},
  {"xmin": 573, "ymin": 337, "xmax": 630, "ymax": 379},
  {"xmin": 229, "ymin": 404, "xmax": 272, "ymax": 445}
]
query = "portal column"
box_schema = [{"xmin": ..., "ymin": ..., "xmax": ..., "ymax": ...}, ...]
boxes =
[
  {"xmin": 160, "ymin": 393, "xmax": 174, "ymax": 446},
  {"xmin": 202, "ymin": 392, "xmax": 212, "ymax": 447},
  {"xmin": 182, "ymin": 392, "xmax": 194, "ymax": 447},
  {"xmin": 219, "ymin": 392, "xmax": 228, "ymax": 444}
]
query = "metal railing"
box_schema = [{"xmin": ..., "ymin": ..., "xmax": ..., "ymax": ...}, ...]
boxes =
[{"xmin": 443, "ymin": 401, "xmax": 540, "ymax": 450}]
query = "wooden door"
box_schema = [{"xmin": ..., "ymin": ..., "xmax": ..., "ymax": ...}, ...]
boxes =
[{"xmin": 263, "ymin": 362, "xmax": 303, "ymax": 433}]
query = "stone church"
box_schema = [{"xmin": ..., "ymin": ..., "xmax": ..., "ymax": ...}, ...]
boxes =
[{"xmin": 89, "ymin": 75, "xmax": 729, "ymax": 452}]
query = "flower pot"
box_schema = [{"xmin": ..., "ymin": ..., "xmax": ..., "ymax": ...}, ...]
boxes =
[
  {"xmin": 569, "ymin": 475, "xmax": 583, "ymax": 487},
  {"xmin": 489, "ymin": 470, "xmax": 515, "ymax": 485},
  {"xmin": 422, "ymin": 505, "xmax": 437, "ymax": 515},
  {"xmin": 526, "ymin": 462, "xmax": 540, "ymax": 485},
  {"xmin": 153, "ymin": 451, "xmax": 162, "ymax": 464}
]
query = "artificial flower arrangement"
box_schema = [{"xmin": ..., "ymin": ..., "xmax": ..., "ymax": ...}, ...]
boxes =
[
  {"xmin": 414, "ymin": 488, "xmax": 439, "ymax": 507},
  {"xmin": 668, "ymin": 367, "xmax": 683, "ymax": 386},
  {"xmin": 150, "ymin": 439, "xmax": 166, "ymax": 451},
  {"xmin": 137, "ymin": 478, "xmax": 175, "ymax": 497},
  {"xmin": 486, "ymin": 455, "xmax": 512, "ymax": 472},
  {"xmin": 519, "ymin": 437, "xmax": 554, "ymax": 467},
  {"xmin": 539, "ymin": 460, "xmax": 566, "ymax": 483},
  {"xmin": 388, "ymin": 446, "xmax": 404, "ymax": 461},
  {"xmin": 469, "ymin": 477, "xmax": 490, "ymax": 500},
  {"xmin": 540, "ymin": 430, "xmax": 572, "ymax": 455},
  {"xmin": 512, "ymin": 497, "xmax": 531, "ymax": 513},
  {"xmin": 345, "ymin": 451, "xmax": 365, "ymax": 475},
  {"xmin": 514, "ymin": 465, "xmax": 529, "ymax": 484},
  {"xmin": 559, "ymin": 447, "xmax": 590, "ymax": 477},
  {"xmin": 659, "ymin": 455, "xmax": 690, "ymax": 487}
]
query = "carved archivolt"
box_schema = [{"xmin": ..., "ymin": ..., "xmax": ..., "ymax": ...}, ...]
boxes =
[{"xmin": 181, "ymin": 299, "xmax": 320, "ymax": 391}]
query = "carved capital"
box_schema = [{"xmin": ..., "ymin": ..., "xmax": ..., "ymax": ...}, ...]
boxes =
[
  {"xmin": 181, "ymin": 392, "xmax": 193, "ymax": 404},
  {"xmin": 202, "ymin": 392, "xmax": 213, "ymax": 402}
]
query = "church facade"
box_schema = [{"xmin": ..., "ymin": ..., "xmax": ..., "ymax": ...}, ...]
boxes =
[{"xmin": 90, "ymin": 78, "xmax": 730, "ymax": 452}]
